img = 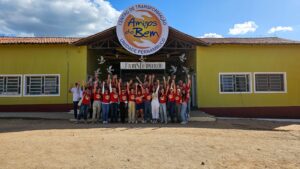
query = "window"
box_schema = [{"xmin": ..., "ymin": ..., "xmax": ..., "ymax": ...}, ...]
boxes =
[
  {"xmin": 254, "ymin": 73, "xmax": 286, "ymax": 93},
  {"xmin": 24, "ymin": 74, "xmax": 60, "ymax": 96},
  {"xmin": 0, "ymin": 75, "xmax": 22, "ymax": 96},
  {"xmin": 219, "ymin": 73, "xmax": 251, "ymax": 93}
]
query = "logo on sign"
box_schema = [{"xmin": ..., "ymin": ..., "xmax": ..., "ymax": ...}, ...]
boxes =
[{"xmin": 116, "ymin": 4, "xmax": 169, "ymax": 56}]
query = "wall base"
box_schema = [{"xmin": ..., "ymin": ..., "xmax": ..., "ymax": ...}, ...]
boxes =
[{"xmin": 200, "ymin": 106, "xmax": 300, "ymax": 119}]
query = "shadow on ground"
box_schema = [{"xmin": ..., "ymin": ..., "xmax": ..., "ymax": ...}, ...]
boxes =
[{"xmin": 0, "ymin": 118, "xmax": 299, "ymax": 134}]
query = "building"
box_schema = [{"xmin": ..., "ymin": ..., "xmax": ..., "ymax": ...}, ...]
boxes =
[{"xmin": 0, "ymin": 26, "xmax": 300, "ymax": 118}]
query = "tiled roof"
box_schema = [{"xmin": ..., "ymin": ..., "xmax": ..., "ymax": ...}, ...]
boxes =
[
  {"xmin": 0, "ymin": 37, "xmax": 81, "ymax": 44},
  {"xmin": 199, "ymin": 37, "xmax": 300, "ymax": 45}
]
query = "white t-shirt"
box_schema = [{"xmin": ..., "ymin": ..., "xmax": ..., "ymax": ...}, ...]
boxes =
[{"xmin": 71, "ymin": 87, "xmax": 81, "ymax": 102}]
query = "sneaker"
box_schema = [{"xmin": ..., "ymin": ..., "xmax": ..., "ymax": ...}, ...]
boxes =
[
  {"xmin": 135, "ymin": 120, "xmax": 138, "ymax": 124},
  {"xmin": 142, "ymin": 120, "xmax": 145, "ymax": 124},
  {"xmin": 180, "ymin": 121, "xmax": 187, "ymax": 125}
]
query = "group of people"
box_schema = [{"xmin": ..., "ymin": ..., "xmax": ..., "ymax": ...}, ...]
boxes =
[{"xmin": 70, "ymin": 74, "xmax": 191, "ymax": 124}]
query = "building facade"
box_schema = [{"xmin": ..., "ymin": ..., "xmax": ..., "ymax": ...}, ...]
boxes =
[{"xmin": 0, "ymin": 28, "xmax": 299, "ymax": 118}]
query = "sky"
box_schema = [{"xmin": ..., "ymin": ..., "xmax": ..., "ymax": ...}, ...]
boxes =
[{"xmin": 0, "ymin": 0, "xmax": 299, "ymax": 40}]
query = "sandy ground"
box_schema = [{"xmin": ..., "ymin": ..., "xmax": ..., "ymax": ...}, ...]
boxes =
[{"xmin": 0, "ymin": 119, "xmax": 299, "ymax": 169}]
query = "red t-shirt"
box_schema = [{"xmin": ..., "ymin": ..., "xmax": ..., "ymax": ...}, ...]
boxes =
[
  {"xmin": 135, "ymin": 94, "xmax": 143, "ymax": 104},
  {"xmin": 129, "ymin": 93, "xmax": 135, "ymax": 102},
  {"xmin": 82, "ymin": 93, "xmax": 91, "ymax": 105},
  {"xmin": 168, "ymin": 93, "xmax": 175, "ymax": 102},
  {"xmin": 119, "ymin": 93, "xmax": 128, "ymax": 102},
  {"xmin": 93, "ymin": 93, "xmax": 102, "ymax": 101},
  {"xmin": 144, "ymin": 93, "xmax": 152, "ymax": 101},
  {"xmin": 175, "ymin": 94, "xmax": 182, "ymax": 104},
  {"xmin": 110, "ymin": 92, "xmax": 119, "ymax": 103},
  {"xmin": 159, "ymin": 94, "xmax": 167, "ymax": 103},
  {"xmin": 102, "ymin": 93, "xmax": 110, "ymax": 103}
]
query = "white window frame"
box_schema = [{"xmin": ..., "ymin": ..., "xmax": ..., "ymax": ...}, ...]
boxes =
[
  {"xmin": 254, "ymin": 72, "xmax": 287, "ymax": 93},
  {"xmin": 0, "ymin": 74, "xmax": 22, "ymax": 97},
  {"xmin": 23, "ymin": 74, "xmax": 60, "ymax": 97},
  {"xmin": 219, "ymin": 72, "xmax": 252, "ymax": 94}
]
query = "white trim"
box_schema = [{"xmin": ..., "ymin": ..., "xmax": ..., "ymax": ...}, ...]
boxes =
[
  {"xmin": 253, "ymin": 72, "xmax": 287, "ymax": 93},
  {"xmin": 219, "ymin": 72, "xmax": 252, "ymax": 94},
  {"xmin": 23, "ymin": 74, "xmax": 60, "ymax": 97},
  {"xmin": 0, "ymin": 74, "xmax": 23, "ymax": 97}
]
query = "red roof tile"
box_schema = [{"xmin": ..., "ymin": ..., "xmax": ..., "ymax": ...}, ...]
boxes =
[
  {"xmin": 199, "ymin": 37, "xmax": 300, "ymax": 45},
  {"xmin": 0, "ymin": 37, "xmax": 81, "ymax": 44}
]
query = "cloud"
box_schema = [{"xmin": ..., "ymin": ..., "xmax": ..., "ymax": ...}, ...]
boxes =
[
  {"xmin": 229, "ymin": 21, "xmax": 258, "ymax": 35},
  {"xmin": 268, "ymin": 26, "xmax": 293, "ymax": 34},
  {"xmin": 0, "ymin": 0, "xmax": 121, "ymax": 37},
  {"xmin": 199, "ymin": 33, "xmax": 223, "ymax": 38}
]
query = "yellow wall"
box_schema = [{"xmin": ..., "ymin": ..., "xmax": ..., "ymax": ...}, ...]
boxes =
[
  {"xmin": 0, "ymin": 44, "xmax": 87, "ymax": 105},
  {"xmin": 196, "ymin": 44, "xmax": 300, "ymax": 108}
]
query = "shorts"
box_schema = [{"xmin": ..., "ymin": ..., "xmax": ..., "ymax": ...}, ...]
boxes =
[{"xmin": 136, "ymin": 103, "xmax": 144, "ymax": 110}]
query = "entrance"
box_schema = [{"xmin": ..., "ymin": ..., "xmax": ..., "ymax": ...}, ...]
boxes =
[{"xmin": 74, "ymin": 26, "xmax": 207, "ymax": 108}]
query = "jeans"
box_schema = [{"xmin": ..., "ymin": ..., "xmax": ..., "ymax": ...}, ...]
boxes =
[
  {"xmin": 110, "ymin": 103, "xmax": 118, "ymax": 123},
  {"xmin": 102, "ymin": 103, "xmax": 110, "ymax": 122},
  {"xmin": 92, "ymin": 101, "xmax": 101, "ymax": 122},
  {"xmin": 77, "ymin": 104, "xmax": 88, "ymax": 121},
  {"xmin": 128, "ymin": 101, "xmax": 136, "ymax": 123},
  {"xmin": 175, "ymin": 103, "xmax": 182, "ymax": 122},
  {"xmin": 159, "ymin": 103, "xmax": 167, "ymax": 123},
  {"xmin": 73, "ymin": 101, "xmax": 79, "ymax": 119},
  {"xmin": 167, "ymin": 101, "xmax": 176, "ymax": 122},
  {"xmin": 119, "ymin": 102, "xmax": 127, "ymax": 123},
  {"xmin": 144, "ymin": 101, "xmax": 152, "ymax": 121},
  {"xmin": 181, "ymin": 102, "xmax": 187, "ymax": 123}
]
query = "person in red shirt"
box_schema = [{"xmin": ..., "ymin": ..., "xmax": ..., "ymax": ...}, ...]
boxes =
[
  {"xmin": 77, "ymin": 87, "xmax": 91, "ymax": 123},
  {"xmin": 143, "ymin": 87, "xmax": 152, "ymax": 123},
  {"xmin": 92, "ymin": 87, "xmax": 102, "ymax": 123},
  {"xmin": 135, "ymin": 84, "xmax": 145, "ymax": 123},
  {"xmin": 127, "ymin": 81, "xmax": 136, "ymax": 123},
  {"xmin": 101, "ymin": 82, "xmax": 110, "ymax": 124},
  {"xmin": 159, "ymin": 85, "xmax": 168, "ymax": 124},
  {"xmin": 167, "ymin": 78, "xmax": 176, "ymax": 123},
  {"xmin": 110, "ymin": 80, "xmax": 119, "ymax": 123},
  {"xmin": 118, "ymin": 79, "xmax": 127, "ymax": 123},
  {"xmin": 180, "ymin": 89, "xmax": 189, "ymax": 124},
  {"xmin": 175, "ymin": 86, "xmax": 182, "ymax": 122}
]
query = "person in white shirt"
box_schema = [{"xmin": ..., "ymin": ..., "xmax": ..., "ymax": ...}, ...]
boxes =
[{"xmin": 69, "ymin": 82, "xmax": 81, "ymax": 119}]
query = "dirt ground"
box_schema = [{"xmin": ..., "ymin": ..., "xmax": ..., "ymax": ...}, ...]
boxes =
[{"xmin": 0, "ymin": 119, "xmax": 299, "ymax": 169}]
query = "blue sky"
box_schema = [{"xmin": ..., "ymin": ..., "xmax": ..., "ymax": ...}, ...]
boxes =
[
  {"xmin": 0, "ymin": 0, "xmax": 299, "ymax": 40},
  {"xmin": 109, "ymin": 0, "xmax": 300, "ymax": 40}
]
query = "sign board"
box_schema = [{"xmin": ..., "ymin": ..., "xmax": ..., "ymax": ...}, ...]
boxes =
[
  {"xmin": 120, "ymin": 62, "xmax": 165, "ymax": 70},
  {"xmin": 116, "ymin": 4, "xmax": 169, "ymax": 56}
]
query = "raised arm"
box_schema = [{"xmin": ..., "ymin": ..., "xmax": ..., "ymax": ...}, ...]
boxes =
[
  {"xmin": 136, "ymin": 76, "xmax": 143, "ymax": 85},
  {"xmin": 140, "ymin": 84, "xmax": 145, "ymax": 94},
  {"xmin": 135, "ymin": 83, "xmax": 138, "ymax": 95},
  {"xmin": 155, "ymin": 80, "xmax": 160, "ymax": 94},
  {"xmin": 163, "ymin": 76, "xmax": 167, "ymax": 89},
  {"xmin": 187, "ymin": 74, "xmax": 191, "ymax": 88},
  {"xmin": 118, "ymin": 79, "xmax": 122, "ymax": 95},
  {"xmin": 102, "ymin": 82, "xmax": 105, "ymax": 94},
  {"xmin": 126, "ymin": 82, "xmax": 130, "ymax": 94}
]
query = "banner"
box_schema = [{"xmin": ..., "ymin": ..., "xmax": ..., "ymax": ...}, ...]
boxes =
[{"xmin": 120, "ymin": 62, "xmax": 165, "ymax": 70}]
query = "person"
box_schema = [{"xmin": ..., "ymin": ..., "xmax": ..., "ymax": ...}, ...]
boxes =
[
  {"xmin": 110, "ymin": 81, "xmax": 119, "ymax": 123},
  {"xmin": 101, "ymin": 82, "xmax": 110, "ymax": 124},
  {"xmin": 135, "ymin": 84, "xmax": 145, "ymax": 123},
  {"xmin": 127, "ymin": 81, "xmax": 136, "ymax": 123},
  {"xmin": 180, "ymin": 89, "xmax": 188, "ymax": 124},
  {"xmin": 69, "ymin": 82, "xmax": 81, "ymax": 119},
  {"xmin": 151, "ymin": 80, "xmax": 160, "ymax": 123},
  {"xmin": 92, "ymin": 87, "xmax": 102, "ymax": 123},
  {"xmin": 77, "ymin": 87, "xmax": 91, "ymax": 123},
  {"xmin": 159, "ymin": 86, "xmax": 168, "ymax": 124},
  {"xmin": 143, "ymin": 87, "xmax": 152, "ymax": 123},
  {"xmin": 167, "ymin": 79, "xmax": 176, "ymax": 123},
  {"xmin": 118, "ymin": 79, "xmax": 127, "ymax": 123},
  {"xmin": 175, "ymin": 86, "xmax": 182, "ymax": 122}
]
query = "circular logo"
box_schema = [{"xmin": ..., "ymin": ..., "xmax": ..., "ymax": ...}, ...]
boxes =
[{"xmin": 117, "ymin": 4, "xmax": 169, "ymax": 56}]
